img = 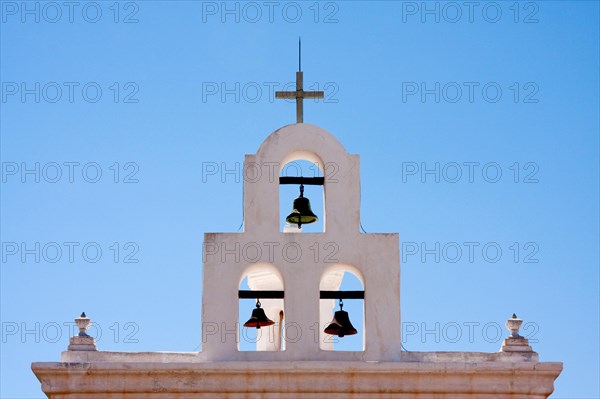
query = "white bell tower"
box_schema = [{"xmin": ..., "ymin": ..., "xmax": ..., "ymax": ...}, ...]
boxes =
[{"xmin": 202, "ymin": 123, "xmax": 402, "ymax": 361}]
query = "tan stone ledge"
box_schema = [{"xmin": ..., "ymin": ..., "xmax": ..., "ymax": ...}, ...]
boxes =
[
  {"xmin": 57, "ymin": 350, "xmax": 541, "ymax": 363},
  {"xmin": 32, "ymin": 359, "xmax": 563, "ymax": 399}
]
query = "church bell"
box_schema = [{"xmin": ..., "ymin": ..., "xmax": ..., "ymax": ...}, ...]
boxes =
[
  {"xmin": 285, "ymin": 184, "xmax": 318, "ymax": 228},
  {"xmin": 243, "ymin": 300, "xmax": 275, "ymax": 329},
  {"xmin": 324, "ymin": 299, "xmax": 357, "ymax": 338}
]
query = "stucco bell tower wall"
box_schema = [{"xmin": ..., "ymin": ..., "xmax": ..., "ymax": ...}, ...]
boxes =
[{"xmin": 201, "ymin": 123, "xmax": 401, "ymax": 361}]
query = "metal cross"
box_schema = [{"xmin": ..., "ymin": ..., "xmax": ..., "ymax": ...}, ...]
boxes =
[{"xmin": 275, "ymin": 38, "xmax": 324, "ymax": 123}]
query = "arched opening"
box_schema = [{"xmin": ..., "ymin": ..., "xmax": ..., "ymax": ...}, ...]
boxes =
[
  {"xmin": 279, "ymin": 157, "xmax": 325, "ymax": 233},
  {"xmin": 238, "ymin": 263, "xmax": 285, "ymax": 351},
  {"xmin": 319, "ymin": 264, "xmax": 365, "ymax": 351}
]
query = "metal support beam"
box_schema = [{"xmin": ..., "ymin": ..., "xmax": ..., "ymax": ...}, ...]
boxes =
[
  {"xmin": 238, "ymin": 290, "xmax": 364, "ymax": 299},
  {"xmin": 320, "ymin": 290, "xmax": 365, "ymax": 299},
  {"xmin": 238, "ymin": 290, "xmax": 284, "ymax": 299},
  {"xmin": 279, "ymin": 176, "xmax": 324, "ymax": 185}
]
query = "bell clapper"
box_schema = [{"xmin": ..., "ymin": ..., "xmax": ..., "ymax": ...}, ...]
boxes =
[
  {"xmin": 256, "ymin": 299, "xmax": 262, "ymax": 329},
  {"xmin": 297, "ymin": 184, "xmax": 304, "ymax": 229}
]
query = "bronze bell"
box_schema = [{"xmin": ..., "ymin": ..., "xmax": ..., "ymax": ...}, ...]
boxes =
[
  {"xmin": 285, "ymin": 184, "xmax": 318, "ymax": 228},
  {"xmin": 324, "ymin": 299, "xmax": 357, "ymax": 338},
  {"xmin": 243, "ymin": 300, "xmax": 275, "ymax": 329}
]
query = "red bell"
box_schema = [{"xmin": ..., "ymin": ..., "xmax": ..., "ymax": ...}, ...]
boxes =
[
  {"xmin": 324, "ymin": 299, "xmax": 357, "ymax": 338},
  {"xmin": 243, "ymin": 300, "xmax": 275, "ymax": 329}
]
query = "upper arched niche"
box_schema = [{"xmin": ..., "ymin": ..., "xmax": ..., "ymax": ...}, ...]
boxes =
[
  {"xmin": 280, "ymin": 151, "xmax": 325, "ymax": 175},
  {"xmin": 244, "ymin": 123, "xmax": 361, "ymax": 234},
  {"xmin": 256, "ymin": 124, "xmax": 350, "ymax": 166}
]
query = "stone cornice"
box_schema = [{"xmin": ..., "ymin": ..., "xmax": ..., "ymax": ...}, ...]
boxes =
[{"xmin": 32, "ymin": 359, "xmax": 563, "ymax": 398}]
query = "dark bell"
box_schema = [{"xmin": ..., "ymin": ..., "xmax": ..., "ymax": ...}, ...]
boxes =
[
  {"xmin": 286, "ymin": 184, "xmax": 318, "ymax": 227},
  {"xmin": 286, "ymin": 197, "xmax": 318, "ymax": 225},
  {"xmin": 324, "ymin": 309, "xmax": 357, "ymax": 338},
  {"xmin": 243, "ymin": 303, "xmax": 275, "ymax": 329}
]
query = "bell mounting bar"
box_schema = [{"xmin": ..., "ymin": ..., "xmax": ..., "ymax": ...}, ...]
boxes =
[
  {"xmin": 279, "ymin": 177, "xmax": 324, "ymax": 185},
  {"xmin": 238, "ymin": 290, "xmax": 284, "ymax": 299},
  {"xmin": 320, "ymin": 291, "xmax": 364, "ymax": 299},
  {"xmin": 238, "ymin": 290, "xmax": 364, "ymax": 299}
]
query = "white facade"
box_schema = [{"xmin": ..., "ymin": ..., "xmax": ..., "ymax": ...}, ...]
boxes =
[{"xmin": 31, "ymin": 123, "xmax": 562, "ymax": 398}]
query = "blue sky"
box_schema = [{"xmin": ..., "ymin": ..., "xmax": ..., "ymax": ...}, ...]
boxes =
[{"xmin": 1, "ymin": 1, "xmax": 598, "ymax": 398}]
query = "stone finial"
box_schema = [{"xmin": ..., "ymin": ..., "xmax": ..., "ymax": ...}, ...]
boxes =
[
  {"xmin": 505, "ymin": 313, "xmax": 523, "ymax": 338},
  {"xmin": 500, "ymin": 313, "xmax": 533, "ymax": 354},
  {"xmin": 68, "ymin": 312, "xmax": 97, "ymax": 351},
  {"xmin": 75, "ymin": 312, "xmax": 91, "ymax": 337}
]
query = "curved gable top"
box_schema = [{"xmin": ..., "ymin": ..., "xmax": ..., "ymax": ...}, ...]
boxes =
[{"xmin": 255, "ymin": 124, "xmax": 351, "ymax": 163}]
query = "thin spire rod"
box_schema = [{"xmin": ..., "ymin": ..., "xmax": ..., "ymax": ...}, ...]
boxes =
[
  {"xmin": 298, "ymin": 36, "xmax": 302, "ymax": 72},
  {"xmin": 275, "ymin": 38, "xmax": 323, "ymax": 123}
]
